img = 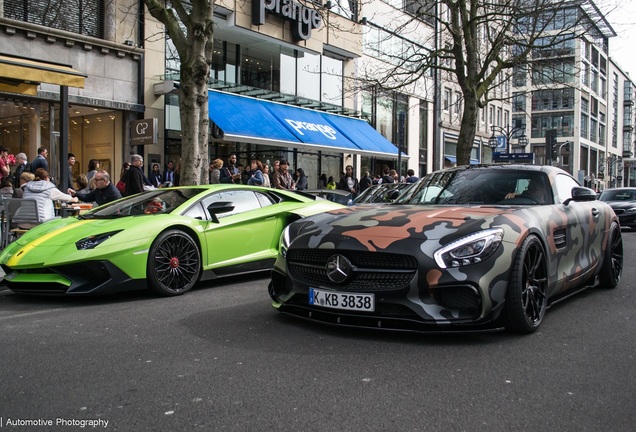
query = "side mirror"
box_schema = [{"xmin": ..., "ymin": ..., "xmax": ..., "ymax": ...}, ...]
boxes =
[
  {"xmin": 564, "ymin": 186, "xmax": 597, "ymax": 205},
  {"xmin": 207, "ymin": 201, "xmax": 235, "ymax": 222}
]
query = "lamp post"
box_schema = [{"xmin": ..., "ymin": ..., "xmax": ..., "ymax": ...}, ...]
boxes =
[
  {"xmin": 599, "ymin": 155, "xmax": 623, "ymax": 188},
  {"xmin": 487, "ymin": 124, "xmax": 529, "ymax": 154}
]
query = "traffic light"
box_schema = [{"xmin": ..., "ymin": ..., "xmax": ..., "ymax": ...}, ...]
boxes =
[{"xmin": 545, "ymin": 129, "xmax": 557, "ymax": 164}]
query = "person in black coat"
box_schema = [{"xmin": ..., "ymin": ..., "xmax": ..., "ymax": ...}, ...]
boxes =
[
  {"xmin": 337, "ymin": 165, "xmax": 360, "ymax": 198},
  {"xmin": 124, "ymin": 154, "xmax": 145, "ymax": 196},
  {"xmin": 69, "ymin": 170, "xmax": 122, "ymax": 206}
]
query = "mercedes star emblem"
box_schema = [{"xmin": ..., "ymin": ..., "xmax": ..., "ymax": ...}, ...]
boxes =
[{"xmin": 326, "ymin": 254, "xmax": 352, "ymax": 284}]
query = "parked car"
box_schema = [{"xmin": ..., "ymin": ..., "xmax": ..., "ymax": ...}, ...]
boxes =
[
  {"xmin": 0, "ymin": 185, "xmax": 343, "ymax": 296},
  {"xmin": 301, "ymin": 189, "xmax": 351, "ymax": 205},
  {"xmin": 598, "ymin": 187, "xmax": 636, "ymax": 229},
  {"xmin": 269, "ymin": 164, "xmax": 623, "ymax": 334},
  {"xmin": 350, "ymin": 182, "xmax": 417, "ymax": 205}
]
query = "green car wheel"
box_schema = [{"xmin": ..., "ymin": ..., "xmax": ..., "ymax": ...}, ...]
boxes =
[{"xmin": 148, "ymin": 229, "xmax": 201, "ymax": 296}]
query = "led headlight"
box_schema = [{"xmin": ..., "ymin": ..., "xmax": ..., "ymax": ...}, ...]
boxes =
[
  {"xmin": 76, "ymin": 230, "xmax": 123, "ymax": 250},
  {"xmin": 434, "ymin": 228, "xmax": 504, "ymax": 268}
]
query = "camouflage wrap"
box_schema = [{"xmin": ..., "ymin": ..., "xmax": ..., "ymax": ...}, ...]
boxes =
[{"xmin": 269, "ymin": 165, "xmax": 621, "ymax": 332}]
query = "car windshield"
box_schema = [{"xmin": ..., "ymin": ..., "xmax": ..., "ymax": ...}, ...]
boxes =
[
  {"xmin": 80, "ymin": 188, "xmax": 205, "ymax": 218},
  {"xmin": 394, "ymin": 169, "xmax": 552, "ymax": 205},
  {"xmin": 599, "ymin": 189, "xmax": 636, "ymax": 202}
]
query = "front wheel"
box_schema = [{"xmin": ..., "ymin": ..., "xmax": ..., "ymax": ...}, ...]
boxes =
[
  {"xmin": 147, "ymin": 229, "xmax": 201, "ymax": 296},
  {"xmin": 503, "ymin": 235, "xmax": 548, "ymax": 334},
  {"xmin": 598, "ymin": 222, "xmax": 623, "ymax": 289}
]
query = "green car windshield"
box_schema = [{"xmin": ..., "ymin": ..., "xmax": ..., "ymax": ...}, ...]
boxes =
[{"xmin": 80, "ymin": 189, "xmax": 206, "ymax": 218}]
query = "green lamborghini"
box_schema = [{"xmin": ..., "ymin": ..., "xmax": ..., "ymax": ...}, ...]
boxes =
[{"xmin": 0, "ymin": 185, "xmax": 343, "ymax": 296}]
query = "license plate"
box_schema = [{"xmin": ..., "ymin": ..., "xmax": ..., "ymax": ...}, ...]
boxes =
[{"xmin": 308, "ymin": 288, "xmax": 375, "ymax": 312}]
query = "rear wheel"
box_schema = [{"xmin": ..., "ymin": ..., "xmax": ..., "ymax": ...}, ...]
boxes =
[
  {"xmin": 503, "ymin": 235, "xmax": 548, "ymax": 334},
  {"xmin": 598, "ymin": 222, "xmax": 622, "ymax": 289},
  {"xmin": 147, "ymin": 229, "xmax": 201, "ymax": 296}
]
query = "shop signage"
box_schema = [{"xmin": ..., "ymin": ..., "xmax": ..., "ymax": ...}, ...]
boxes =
[
  {"xmin": 131, "ymin": 118, "xmax": 158, "ymax": 145},
  {"xmin": 285, "ymin": 119, "xmax": 337, "ymax": 140},
  {"xmin": 252, "ymin": 0, "xmax": 322, "ymax": 41}
]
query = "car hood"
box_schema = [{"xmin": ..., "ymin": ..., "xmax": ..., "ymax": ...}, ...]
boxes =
[
  {"xmin": 295, "ymin": 204, "xmax": 518, "ymax": 244},
  {"xmin": 604, "ymin": 201, "xmax": 636, "ymax": 210}
]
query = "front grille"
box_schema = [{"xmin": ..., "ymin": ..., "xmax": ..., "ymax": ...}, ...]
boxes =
[
  {"xmin": 432, "ymin": 285, "xmax": 481, "ymax": 311},
  {"xmin": 287, "ymin": 249, "xmax": 417, "ymax": 291}
]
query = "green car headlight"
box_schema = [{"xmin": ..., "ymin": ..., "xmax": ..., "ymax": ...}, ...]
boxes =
[
  {"xmin": 434, "ymin": 228, "xmax": 504, "ymax": 268},
  {"xmin": 76, "ymin": 230, "xmax": 123, "ymax": 250}
]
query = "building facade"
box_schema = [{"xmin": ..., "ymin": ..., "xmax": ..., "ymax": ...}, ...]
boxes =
[{"xmin": 0, "ymin": 0, "xmax": 145, "ymax": 186}]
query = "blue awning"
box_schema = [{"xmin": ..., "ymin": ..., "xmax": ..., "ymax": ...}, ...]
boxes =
[
  {"xmin": 445, "ymin": 155, "xmax": 480, "ymax": 165},
  {"xmin": 208, "ymin": 90, "xmax": 404, "ymax": 158}
]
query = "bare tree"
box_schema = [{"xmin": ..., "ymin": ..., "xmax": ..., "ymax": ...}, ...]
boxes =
[
  {"xmin": 144, "ymin": 0, "xmax": 214, "ymax": 185},
  {"xmin": 357, "ymin": 0, "xmax": 609, "ymax": 165}
]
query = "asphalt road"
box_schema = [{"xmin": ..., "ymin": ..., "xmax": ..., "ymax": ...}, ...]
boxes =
[{"xmin": 0, "ymin": 233, "xmax": 634, "ymax": 432}]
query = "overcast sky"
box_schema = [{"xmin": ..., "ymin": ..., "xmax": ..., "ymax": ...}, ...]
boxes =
[{"xmin": 603, "ymin": 1, "xmax": 636, "ymax": 77}]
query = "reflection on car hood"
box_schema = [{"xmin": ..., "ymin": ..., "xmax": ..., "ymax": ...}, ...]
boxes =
[
  {"xmin": 604, "ymin": 201, "xmax": 636, "ymax": 210},
  {"xmin": 311, "ymin": 204, "xmax": 514, "ymax": 241}
]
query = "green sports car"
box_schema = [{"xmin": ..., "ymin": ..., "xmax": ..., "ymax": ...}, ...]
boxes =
[{"xmin": 0, "ymin": 185, "xmax": 343, "ymax": 296}]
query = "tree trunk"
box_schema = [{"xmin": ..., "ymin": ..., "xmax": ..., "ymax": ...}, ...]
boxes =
[{"xmin": 456, "ymin": 92, "xmax": 479, "ymax": 166}]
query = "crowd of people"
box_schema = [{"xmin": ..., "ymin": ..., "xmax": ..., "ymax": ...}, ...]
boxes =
[{"xmin": 0, "ymin": 146, "xmax": 421, "ymax": 222}]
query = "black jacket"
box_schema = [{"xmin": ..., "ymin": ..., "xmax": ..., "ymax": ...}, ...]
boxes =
[
  {"xmin": 124, "ymin": 166, "xmax": 145, "ymax": 196},
  {"xmin": 76, "ymin": 182, "xmax": 122, "ymax": 206}
]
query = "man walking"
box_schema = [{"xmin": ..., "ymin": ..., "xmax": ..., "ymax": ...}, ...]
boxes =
[{"xmin": 124, "ymin": 154, "xmax": 145, "ymax": 196}]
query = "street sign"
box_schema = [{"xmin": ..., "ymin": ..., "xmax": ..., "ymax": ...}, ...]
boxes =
[{"xmin": 493, "ymin": 152, "xmax": 535, "ymax": 163}]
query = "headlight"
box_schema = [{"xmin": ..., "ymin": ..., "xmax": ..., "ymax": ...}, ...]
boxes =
[
  {"xmin": 623, "ymin": 207, "xmax": 636, "ymax": 214},
  {"xmin": 76, "ymin": 230, "xmax": 123, "ymax": 250},
  {"xmin": 434, "ymin": 228, "xmax": 504, "ymax": 268}
]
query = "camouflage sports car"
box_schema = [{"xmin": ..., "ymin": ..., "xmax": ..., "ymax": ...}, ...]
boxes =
[
  {"xmin": 269, "ymin": 165, "xmax": 623, "ymax": 333},
  {"xmin": 0, "ymin": 185, "xmax": 342, "ymax": 296}
]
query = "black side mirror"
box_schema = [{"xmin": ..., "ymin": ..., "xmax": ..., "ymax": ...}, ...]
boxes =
[
  {"xmin": 564, "ymin": 187, "xmax": 597, "ymax": 205},
  {"xmin": 207, "ymin": 201, "xmax": 235, "ymax": 222}
]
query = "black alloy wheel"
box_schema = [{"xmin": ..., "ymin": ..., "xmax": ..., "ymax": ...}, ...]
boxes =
[
  {"xmin": 599, "ymin": 222, "xmax": 623, "ymax": 289},
  {"xmin": 147, "ymin": 229, "xmax": 201, "ymax": 296},
  {"xmin": 503, "ymin": 235, "xmax": 548, "ymax": 334}
]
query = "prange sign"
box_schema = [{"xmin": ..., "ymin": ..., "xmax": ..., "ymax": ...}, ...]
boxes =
[
  {"xmin": 252, "ymin": 0, "xmax": 322, "ymax": 41},
  {"xmin": 285, "ymin": 118, "xmax": 337, "ymax": 140}
]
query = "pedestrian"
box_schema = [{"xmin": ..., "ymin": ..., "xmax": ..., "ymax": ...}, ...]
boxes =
[
  {"xmin": 337, "ymin": 165, "xmax": 359, "ymax": 198},
  {"xmin": 124, "ymin": 154, "xmax": 145, "ymax": 196},
  {"xmin": 262, "ymin": 164, "xmax": 272, "ymax": 187},
  {"xmin": 29, "ymin": 147, "xmax": 49, "ymax": 174},
  {"xmin": 69, "ymin": 169, "xmax": 122, "ymax": 206},
  {"xmin": 149, "ymin": 163, "xmax": 163, "ymax": 187},
  {"xmin": 12, "ymin": 152, "xmax": 29, "ymax": 189},
  {"xmin": 273, "ymin": 159, "xmax": 295, "ymax": 190},
  {"xmin": 247, "ymin": 159, "xmax": 265, "ymax": 186},
  {"xmin": 295, "ymin": 168, "xmax": 308, "ymax": 190},
  {"xmin": 0, "ymin": 146, "xmax": 10, "ymax": 182},
  {"xmin": 116, "ymin": 162, "xmax": 130, "ymax": 194},
  {"xmin": 209, "ymin": 159, "xmax": 223, "ymax": 184},
  {"xmin": 326, "ymin": 176, "xmax": 336, "ymax": 190},
  {"xmin": 23, "ymin": 168, "xmax": 78, "ymax": 222},
  {"xmin": 379, "ymin": 168, "xmax": 394, "ymax": 184},
  {"xmin": 318, "ymin": 173, "xmax": 327, "ymax": 189},
  {"xmin": 359, "ymin": 171, "xmax": 372, "ymax": 192},
  {"xmin": 163, "ymin": 160, "xmax": 177, "ymax": 186},
  {"xmin": 405, "ymin": 169, "xmax": 419, "ymax": 183},
  {"xmin": 66, "ymin": 153, "xmax": 76, "ymax": 190},
  {"xmin": 86, "ymin": 159, "xmax": 100, "ymax": 184},
  {"xmin": 220, "ymin": 153, "xmax": 241, "ymax": 184}
]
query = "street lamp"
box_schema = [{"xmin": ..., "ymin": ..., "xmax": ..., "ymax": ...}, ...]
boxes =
[
  {"xmin": 487, "ymin": 124, "xmax": 529, "ymax": 153},
  {"xmin": 599, "ymin": 155, "xmax": 623, "ymax": 188}
]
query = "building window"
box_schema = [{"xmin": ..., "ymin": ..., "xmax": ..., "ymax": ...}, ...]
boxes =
[
  {"xmin": 443, "ymin": 88, "xmax": 451, "ymax": 111},
  {"xmin": 3, "ymin": 0, "xmax": 105, "ymax": 38}
]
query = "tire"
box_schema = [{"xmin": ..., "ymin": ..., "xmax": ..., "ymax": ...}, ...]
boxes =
[
  {"xmin": 147, "ymin": 229, "xmax": 201, "ymax": 296},
  {"xmin": 503, "ymin": 235, "xmax": 548, "ymax": 334},
  {"xmin": 598, "ymin": 222, "xmax": 623, "ymax": 289}
]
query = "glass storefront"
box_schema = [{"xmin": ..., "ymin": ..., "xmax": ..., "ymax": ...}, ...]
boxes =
[{"xmin": 0, "ymin": 98, "xmax": 120, "ymax": 184}]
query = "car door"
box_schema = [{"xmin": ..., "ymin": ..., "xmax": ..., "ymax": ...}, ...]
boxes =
[
  {"xmin": 196, "ymin": 190, "xmax": 284, "ymax": 269},
  {"xmin": 551, "ymin": 173, "xmax": 605, "ymax": 293}
]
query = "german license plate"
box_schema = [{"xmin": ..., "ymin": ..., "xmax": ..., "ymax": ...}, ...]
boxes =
[{"xmin": 308, "ymin": 288, "xmax": 375, "ymax": 312}]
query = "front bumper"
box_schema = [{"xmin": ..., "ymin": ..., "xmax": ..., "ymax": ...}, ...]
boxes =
[{"xmin": 1, "ymin": 260, "xmax": 146, "ymax": 295}]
